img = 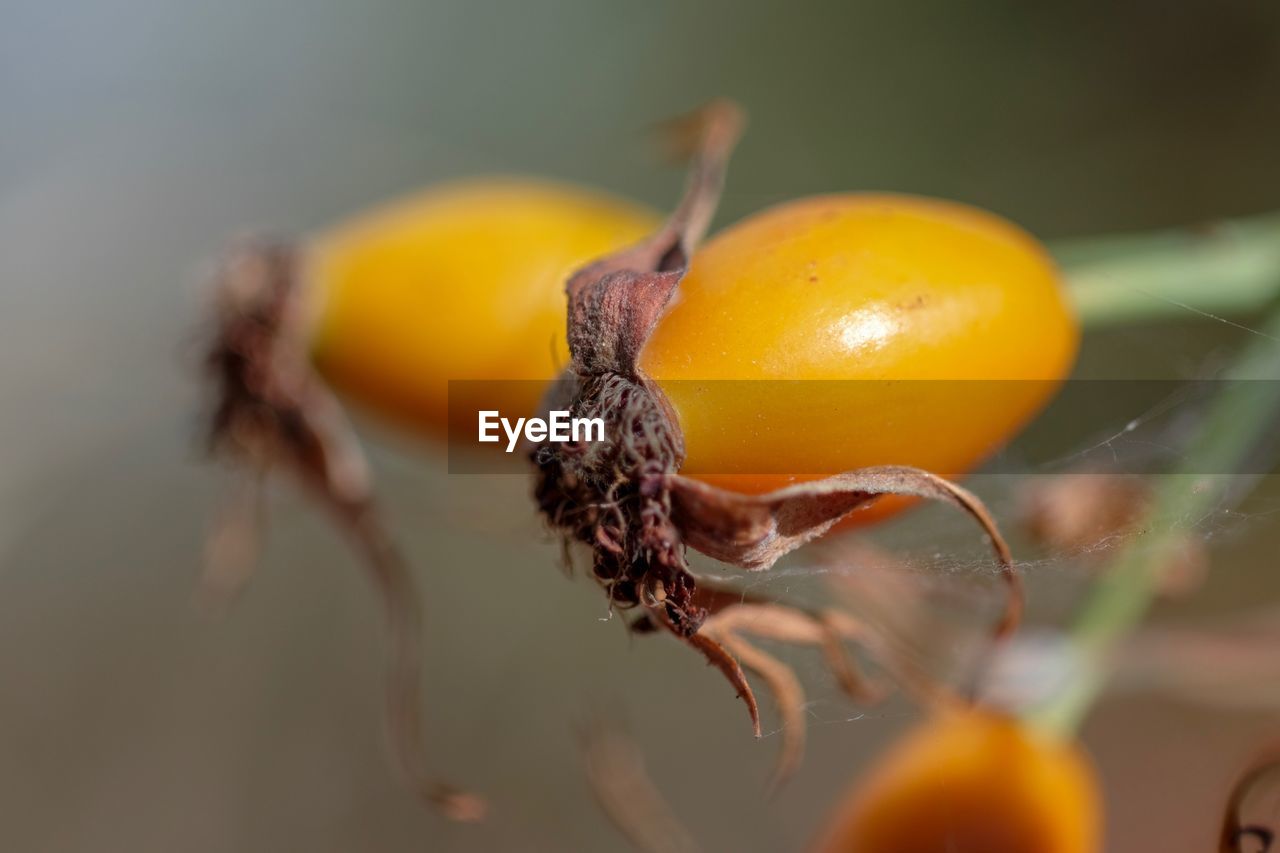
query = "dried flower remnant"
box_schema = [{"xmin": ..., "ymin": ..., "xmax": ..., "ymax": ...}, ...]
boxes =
[
  {"xmin": 202, "ymin": 240, "xmax": 484, "ymax": 821},
  {"xmin": 533, "ymin": 100, "xmax": 1022, "ymax": 782}
]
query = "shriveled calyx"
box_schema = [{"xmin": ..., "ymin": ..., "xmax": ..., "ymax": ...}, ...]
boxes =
[
  {"xmin": 534, "ymin": 101, "xmax": 738, "ymax": 639},
  {"xmin": 533, "ymin": 100, "xmax": 1023, "ymax": 777}
]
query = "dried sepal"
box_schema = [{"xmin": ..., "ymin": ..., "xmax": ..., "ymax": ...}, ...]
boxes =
[
  {"xmin": 202, "ymin": 239, "xmax": 483, "ymax": 821},
  {"xmin": 698, "ymin": 603, "xmax": 889, "ymax": 703},
  {"xmin": 581, "ymin": 717, "xmax": 702, "ymax": 853},
  {"xmin": 668, "ymin": 467, "xmax": 1020, "ymax": 638},
  {"xmin": 816, "ymin": 610, "xmax": 891, "ymax": 705},
  {"xmin": 681, "ymin": 626, "xmax": 763, "ymax": 737},
  {"xmin": 695, "ymin": 596, "xmax": 892, "ymax": 791},
  {"xmin": 717, "ymin": 633, "xmax": 806, "ymax": 791},
  {"xmin": 661, "ymin": 467, "xmax": 1020, "ymax": 746}
]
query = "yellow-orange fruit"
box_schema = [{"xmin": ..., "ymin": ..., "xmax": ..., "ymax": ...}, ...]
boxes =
[
  {"xmin": 306, "ymin": 178, "xmax": 659, "ymax": 435},
  {"xmin": 813, "ymin": 710, "xmax": 1102, "ymax": 853},
  {"xmin": 304, "ymin": 187, "xmax": 1073, "ymax": 527},
  {"xmin": 640, "ymin": 193, "xmax": 1078, "ymax": 521}
]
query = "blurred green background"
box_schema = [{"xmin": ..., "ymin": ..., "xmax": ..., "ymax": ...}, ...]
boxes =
[{"xmin": 2, "ymin": 1, "xmax": 1279, "ymax": 850}]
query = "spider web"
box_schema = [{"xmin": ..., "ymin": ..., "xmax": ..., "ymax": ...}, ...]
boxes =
[{"xmin": 676, "ymin": 330, "xmax": 1280, "ymax": 738}]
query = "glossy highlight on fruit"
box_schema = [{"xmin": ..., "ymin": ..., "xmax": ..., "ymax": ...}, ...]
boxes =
[
  {"xmin": 641, "ymin": 194, "xmax": 1078, "ymax": 517},
  {"xmin": 813, "ymin": 710, "xmax": 1102, "ymax": 853},
  {"xmin": 306, "ymin": 178, "xmax": 659, "ymax": 435}
]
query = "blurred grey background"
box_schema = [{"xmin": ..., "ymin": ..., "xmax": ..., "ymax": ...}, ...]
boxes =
[{"xmin": 2, "ymin": 1, "xmax": 1280, "ymax": 850}]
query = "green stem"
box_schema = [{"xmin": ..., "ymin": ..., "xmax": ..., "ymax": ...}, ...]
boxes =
[
  {"xmin": 1028, "ymin": 306, "xmax": 1280, "ymax": 738},
  {"xmin": 1058, "ymin": 212, "xmax": 1280, "ymax": 328}
]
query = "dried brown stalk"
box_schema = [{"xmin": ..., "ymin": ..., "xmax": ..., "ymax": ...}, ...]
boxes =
[
  {"xmin": 581, "ymin": 718, "xmax": 702, "ymax": 853},
  {"xmin": 202, "ymin": 240, "xmax": 483, "ymax": 821},
  {"xmin": 533, "ymin": 100, "xmax": 1021, "ymax": 786}
]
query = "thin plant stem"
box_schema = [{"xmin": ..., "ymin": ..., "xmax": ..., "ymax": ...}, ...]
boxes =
[
  {"xmin": 1028, "ymin": 306, "xmax": 1280, "ymax": 738},
  {"xmin": 1058, "ymin": 211, "xmax": 1280, "ymax": 328}
]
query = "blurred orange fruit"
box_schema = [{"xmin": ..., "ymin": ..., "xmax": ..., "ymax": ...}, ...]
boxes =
[
  {"xmin": 813, "ymin": 709, "xmax": 1102, "ymax": 853},
  {"xmin": 306, "ymin": 178, "xmax": 659, "ymax": 436}
]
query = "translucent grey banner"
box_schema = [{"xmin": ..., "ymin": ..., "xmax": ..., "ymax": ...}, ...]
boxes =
[{"xmin": 445, "ymin": 380, "xmax": 1280, "ymax": 476}]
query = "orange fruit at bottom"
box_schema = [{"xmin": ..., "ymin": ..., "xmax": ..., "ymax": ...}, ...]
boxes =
[{"xmin": 813, "ymin": 710, "xmax": 1102, "ymax": 853}]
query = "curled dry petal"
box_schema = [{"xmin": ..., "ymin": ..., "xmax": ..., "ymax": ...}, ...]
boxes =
[
  {"xmin": 697, "ymin": 598, "xmax": 892, "ymax": 790},
  {"xmin": 699, "ymin": 602, "xmax": 888, "ymax": 705},
  {"xmin": 683, "ymin": 628, "xmax": 762, "ymax": 738},
  {"xmin": 718, "ymin": 633, "xmax": 807, "ymax": 792},
  {"xmin": 669, "ymin": 467, "xmax": 1021, "ymax": 639}
]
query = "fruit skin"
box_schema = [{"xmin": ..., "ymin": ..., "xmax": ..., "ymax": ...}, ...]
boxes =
[
  {"xmin": 813, "ymin": 710, "xmax": 1102, "ymax": 853},
  {"xmin": 304, "ymin": 187, "xmax": 1074, "ymax": 524},
  {"xmin": 306, "ymin": 178, "xmax": 659, "ymax": 436},
  {"xmin": 640, "ymin": 193, "xmax": 1078, "ymax": 522}
]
